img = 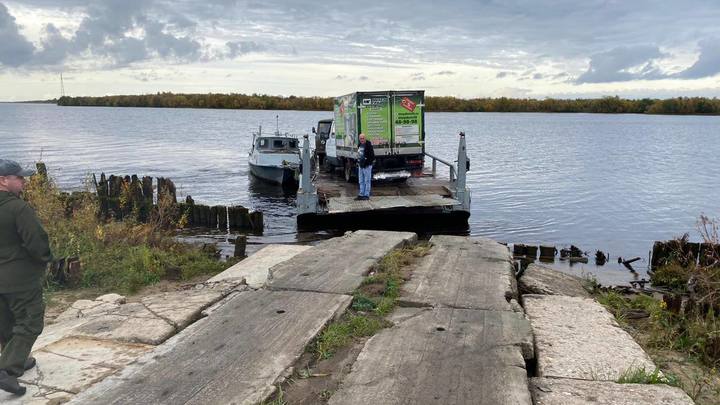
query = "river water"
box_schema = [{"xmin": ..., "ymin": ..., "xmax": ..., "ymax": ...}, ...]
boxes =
[{"xmin": 2, "ymin": 103, "xmax": 718, "ymax": 285}]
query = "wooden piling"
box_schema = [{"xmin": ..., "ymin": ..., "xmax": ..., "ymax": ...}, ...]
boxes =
[
  {"xmin": 595, "ymin": 250, "xmax": 607, "ymax": 265},
  {"xmin": 539, "ymin": 245, "xmax": 556, "ymax": 258},
  {"xmin": 525, "ymin": 245, "xmax": 538, "ymax": 259},
  {"xmin": 96, "ymin": 173, "xmax": 109, "ymax": 218},
  {"xmin": 234, "ymin": 235, "xmax": 247, "ymax": 258},
  {"xmin": 249, "ymin": 211, "xmax": 264, "ymax": 233},
  {"xmin": 209, "ymin": 206, "xmax": 219, "ymax": 228}
]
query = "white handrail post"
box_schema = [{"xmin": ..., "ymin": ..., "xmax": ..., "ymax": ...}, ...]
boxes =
[
  {"xmin": 454, "ymin": 132, "xmax": 470, "ymax": 210},
  {"xmin": 297, "ymin": 134, "xmax": 318, "ymax": 215}
]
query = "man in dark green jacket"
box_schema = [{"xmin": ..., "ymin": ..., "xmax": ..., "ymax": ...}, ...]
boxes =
[{"xmin": 0, "ymin": 159, "xmax": 52, "ymax": 396}]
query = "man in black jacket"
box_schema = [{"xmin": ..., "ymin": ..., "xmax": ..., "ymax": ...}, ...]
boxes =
[
  {"xmin": 0, "ymin": 160, "xmax": 52, "ymax": 396},
  {"xmin": 355, "ymin": 133, "xmax": 374, "ymax": 201}
]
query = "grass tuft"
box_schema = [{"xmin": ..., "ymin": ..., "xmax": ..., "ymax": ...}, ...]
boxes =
[
  {"xmin": 652, "ymin": 263, "xmax": 692, "ymax": 290},
  {"xmin": 617, "ymin": 366, "xmax": 681, "ymax": 387},
  {"xmin": 314, "ymin": 314, "xmax": 388, "ymax": 360}
]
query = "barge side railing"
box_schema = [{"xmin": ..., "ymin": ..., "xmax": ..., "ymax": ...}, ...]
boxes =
[{"xmin": 424, "ymin": 151, "xmax": 457, "ymax": 182}]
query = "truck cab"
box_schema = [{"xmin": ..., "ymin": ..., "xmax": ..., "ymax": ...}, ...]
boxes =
[{"xmin": 312, "ymin": 118, "xmax": 333, "ymax": 166}]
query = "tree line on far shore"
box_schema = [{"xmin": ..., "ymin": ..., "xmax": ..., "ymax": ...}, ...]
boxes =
[{"xmin": 56, "ymin": 93, "xmax": 720, "ymax": 115}]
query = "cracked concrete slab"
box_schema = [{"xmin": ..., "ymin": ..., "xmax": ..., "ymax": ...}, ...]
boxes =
[
  {"xmin": 72, "ymin": 313, "xmax": 176, "ymax": 345},
  {"xmin": 209, "ymin": 244, "xmax": 312, "ymax": 288},
  {"xmin": 33, "ymin": 316, "xmax": 94, "ymax": 352},
  {"xmin": 0, "ymin": 383, "xmax": 74, "ymax": 405},
  {"xmin": 524, "ymin": 295, "xmax": 657, "ymax": 381},
  {"xmin": 41, "ymin": 337, "xmax": 152, "ymax": 369},
  {"xmin": 35, "ymin": 282, "xmax": 241, "ymax": 350},
  {"xmin": 518, "ymin": 264, "xmax": 591, "ymax": 298},
  {"xmin": 268, "ymin": 230, "xmax": 417, "ymax": 294},
  {"xmin": 400, "ymin": 235, "xmax": 519, "ymax": 311},
  {"xmin": 53, "ymin": 300, "xmax": 121, "ymax": 324},
  {"xmin": 329, "ymin": 308, "xmax": 532, "ymax": 405},
  {"xmin": 530, "ymin": 377, "xmax": 694, "ymax": 404},
  {"xmin": 141, "ymin": 284, "xmax": 232, "ymax": 329},
  {"xmin": 386, "ymin": 306, "xmax": 429, "ymax": 325},
  {"xmin": 71, "ymin": 289, "xmax": 353, "ymax": 405},
  {"xmin": 18, "ymin": 350, "xmax": 116, "ymax": 394},
  {"xmin": 8, "ymin": 278, "xmax": 240, "ymax": 403},
  {"xmin": 16, "ymin": 338, "xmax": 151, "ymax": 400}
]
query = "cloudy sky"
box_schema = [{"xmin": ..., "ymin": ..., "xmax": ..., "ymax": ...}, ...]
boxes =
[{"xmin": 1, "ymin": 0, "xmax": 719, "ymax": 101}]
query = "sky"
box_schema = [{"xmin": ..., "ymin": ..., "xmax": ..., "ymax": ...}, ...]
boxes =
[{"xmin": 1, "ymin": 0, "xmax": 720, "ymax": 101}]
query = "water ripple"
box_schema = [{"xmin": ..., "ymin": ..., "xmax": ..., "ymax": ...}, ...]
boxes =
[{"xmin": 2, "ymin": 105, "xmax": 719, "ymax": 284}]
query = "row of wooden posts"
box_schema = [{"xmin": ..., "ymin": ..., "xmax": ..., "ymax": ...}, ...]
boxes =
[
  {"xmin": 92, "ymin": 173, "xmax": 263, "ymax": 233},
  {"xmin": 513, "ymin": 239, "xmax": 720, "ymax": 270},
  {"xmin": 512, "ymin": 244, "xmax": 591, "ymax": 263},
  {"xmin": 179, "ymin": 197, "xmax": 263, "ymax": 233},
  {"xmin": 651, "ymin": 240, "xmax": 720, "ymax": 270}
]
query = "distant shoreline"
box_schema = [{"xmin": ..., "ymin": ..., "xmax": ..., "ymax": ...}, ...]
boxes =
[
  {"xmin": 1, "ymin": 100, "xmax": 57, "ymax": 104},
  {"xmin": 5, "ymin": 93, "xmax": 720, "ymax": 115}
]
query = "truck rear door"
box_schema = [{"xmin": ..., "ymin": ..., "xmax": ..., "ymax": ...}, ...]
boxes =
[{"xmin": 391, "ymin": 91, "xmax": 424, "ymax": 155}]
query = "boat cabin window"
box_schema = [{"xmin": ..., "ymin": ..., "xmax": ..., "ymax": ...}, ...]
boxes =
[{"xmin": 258, "ymin": 137, "xmax": 297, "ymax": 150}]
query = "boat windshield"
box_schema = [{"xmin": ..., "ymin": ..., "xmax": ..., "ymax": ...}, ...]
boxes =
[{"xmin": 257, "ymin": 137, "xmax": 298, "ymax": 151}]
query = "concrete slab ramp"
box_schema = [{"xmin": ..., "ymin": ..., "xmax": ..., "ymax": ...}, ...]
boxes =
[
  {"xmin": 400, "ymin": 235, "xmax": 517, "ymax": 311},
  {"xmin": 71, "ymin": 290, "xmax": 351, "ymax": 405},
  {"xmin": 330, "ymin": 235, "xmax": 532, "ymax": 405},
  {"xmin": 268, "ymin": 230, "xmax": 417, "ymax": 294}
]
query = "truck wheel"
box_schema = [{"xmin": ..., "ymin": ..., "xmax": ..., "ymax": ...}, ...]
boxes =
[
  {"xmin": 344, "ymin": 160, "xmax": 355, "ymax": 183},
  {"xmin": 323, "ymin": 159, "xmax": 333, "ymax": 173}
]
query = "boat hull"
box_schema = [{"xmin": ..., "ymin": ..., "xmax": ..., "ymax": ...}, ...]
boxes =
[{"xmin": 249, "ymin": 162, "xmax": 298, "ymax": 186}]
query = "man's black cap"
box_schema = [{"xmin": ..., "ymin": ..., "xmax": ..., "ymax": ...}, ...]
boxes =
[{"xmin": 0, "ymin": 160, "xmax": 36, "ymax": 177}]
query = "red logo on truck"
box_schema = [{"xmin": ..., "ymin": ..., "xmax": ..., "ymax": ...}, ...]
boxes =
[{"xmin": 400, "ymin": 97, "xmax": 417, "ymax": 112}]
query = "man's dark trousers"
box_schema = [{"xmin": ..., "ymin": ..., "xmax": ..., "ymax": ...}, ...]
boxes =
[{"xmin": 0, "ymin": 288, "xmax": 44, "ymax": 377}]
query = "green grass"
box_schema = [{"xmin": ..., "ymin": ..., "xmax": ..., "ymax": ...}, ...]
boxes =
[
  {"xmin": 314, "ymin": 314, "xmax": 389, "ymax": 359},
  {"xmin": 24, "ymin": 170, "xmax": 233, "ymax": 294},
  {"xmin": 312, "ymin": 242, "xmax": 431, "ymax": 360},
  {"xmin": 617, "ymin": 366, "xmax": 681, "ymax": 386},
  {"xmin": 596, "ymin": 290, "xmax": 720, "ymax": 370},
  {"xmin": 350, "ymin": 293, "xmax": 376, "ymax": 311},
  {"xmin": 652, "ymin": 263, "xmax": 692, "ymax": 290}
]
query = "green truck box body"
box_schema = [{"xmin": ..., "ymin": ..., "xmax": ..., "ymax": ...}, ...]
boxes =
[{"xmin": 334, "ymin": 90, "xmax": 425, "ymax": 158}]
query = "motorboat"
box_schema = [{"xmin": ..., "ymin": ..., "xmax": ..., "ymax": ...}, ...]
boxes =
[{"xmin": 248, "ymin": 125, "xmax": 300, "ymax": 186}]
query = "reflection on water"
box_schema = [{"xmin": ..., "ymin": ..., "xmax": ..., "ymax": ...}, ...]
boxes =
[
  {"xmin": 248, "ymin": 175, "xmax": 297, "ymax": 202},
  {"xmin": 2, "ymin": 104, "xmax": 719, "ymax": 286}
]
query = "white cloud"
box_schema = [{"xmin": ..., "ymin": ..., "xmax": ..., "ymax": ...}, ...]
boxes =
[
  {"xmin": 2, "ymin": 0, "xmax": 720, "ymax": 100},
  {"xmin": 674, "ymin": 39, "xmax": 720, "ymax": 79},
  {"xmin": 576, "ymin": 45, "xmax": 666, "ymax": 83},
  {"xmin": 0, "ymin": 3, "xmax": 35, "ymax": 66}
]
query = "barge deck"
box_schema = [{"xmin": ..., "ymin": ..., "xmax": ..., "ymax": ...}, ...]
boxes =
[{"xmin": 296, "ymin": 133, "xmax": 471, "ymax": 231}]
